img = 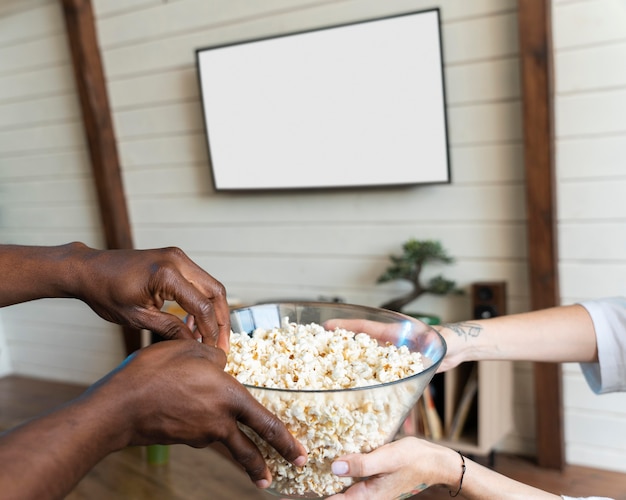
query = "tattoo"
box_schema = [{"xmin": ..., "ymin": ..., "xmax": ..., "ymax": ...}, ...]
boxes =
[
  {"xmin": 394, "ymin": 484, "xmax": 428, "ymax": 499},
  {"xmin": 441, "ymin": 321, "xmax": 482, "ymax": 341}
]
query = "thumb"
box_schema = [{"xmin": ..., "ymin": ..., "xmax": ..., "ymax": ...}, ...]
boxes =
[
  {"xmin": 332, "ymin": 444, "xmax": 404, "ymax": 478},
  {"xmin": 332, "ymin": 454, "xmax": 370, "ymax": 478}
]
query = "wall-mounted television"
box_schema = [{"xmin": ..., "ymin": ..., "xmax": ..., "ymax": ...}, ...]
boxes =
[{"xmin": 196, "ymin": 8, "xmax": 450, "ymax": 191}]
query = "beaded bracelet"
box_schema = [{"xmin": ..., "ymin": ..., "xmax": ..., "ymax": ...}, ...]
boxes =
[{"xmin": 449, "ymin": 451, "xmax": 466, "ymax": 497}]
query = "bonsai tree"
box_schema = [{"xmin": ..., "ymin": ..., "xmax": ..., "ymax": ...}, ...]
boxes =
[{"xmin": 378, "ymin": 239, "xmax": 463, "ymax": 313}]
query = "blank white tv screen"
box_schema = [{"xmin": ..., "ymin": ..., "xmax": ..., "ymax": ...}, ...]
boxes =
[{"xmin": 196, "ymin": 9, "xmax": 450, "ymax": 191}]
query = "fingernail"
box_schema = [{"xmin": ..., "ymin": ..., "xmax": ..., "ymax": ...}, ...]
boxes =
[
  {"xmin": 255, "ymin": 479, "xmax": 270, "ymax": 489},
  {"xmin": 293, "ymin": 455, "xmax": 307, "ymax": 467},
  {"xmin": 332, "ymin": 461, "xmax": 349, "ymax": 475}
]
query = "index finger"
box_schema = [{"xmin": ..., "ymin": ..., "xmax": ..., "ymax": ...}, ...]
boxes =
[
  {"xmin": 168, "ymin": 276, "xmax": 231, "ymax": 351},
  {"xmin": 189, "ymin": 289, "xmax": 231, "ymax": 352}
]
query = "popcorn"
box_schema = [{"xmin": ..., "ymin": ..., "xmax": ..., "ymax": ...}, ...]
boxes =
[{"xmin": 225, "ymin": 318, "xmax": 426, "ymax": 498}]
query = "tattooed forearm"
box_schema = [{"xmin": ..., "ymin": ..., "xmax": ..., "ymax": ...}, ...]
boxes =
[
  {"xmin": 395, "ymin": 484, "xmax": 428, "ymax": 499},
  {"xmin": 441, "ymin": 321, "xmax": 483, "ymax": 341}
]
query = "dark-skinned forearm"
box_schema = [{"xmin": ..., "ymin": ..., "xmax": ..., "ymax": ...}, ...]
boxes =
[
  {"xmin": 0, "ymin": 387, "xmax": 131, "ymax": 500},
  {"xmin": 0, "ymin": 242, "xmax": 91, "ymax": 307}
]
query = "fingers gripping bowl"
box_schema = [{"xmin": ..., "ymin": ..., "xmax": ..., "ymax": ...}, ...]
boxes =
[{"xmin": 226, "ymin": 302, "xmax": 446, "ymax": 498}]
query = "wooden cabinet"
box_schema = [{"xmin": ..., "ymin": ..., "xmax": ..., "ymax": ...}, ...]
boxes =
[{"xmin": 401, "ymin": 359, "xmax": 514, "ymax": 457}]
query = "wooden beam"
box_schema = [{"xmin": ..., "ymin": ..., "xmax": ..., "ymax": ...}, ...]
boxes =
[
  {"xmin": 61, "ymin": 0, "xmax": 141, "ymax": 355},
  {"xmin": 517, "ymin": 0, "xmax": 564, "ymax": 469}
]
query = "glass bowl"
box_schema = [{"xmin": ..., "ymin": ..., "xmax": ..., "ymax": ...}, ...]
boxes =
[{"xmin": 227, "ymin": 301, "xmax": 446, "ymax": 499}]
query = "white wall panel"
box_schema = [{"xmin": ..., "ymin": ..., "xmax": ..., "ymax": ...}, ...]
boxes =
[
  {"xmin": 107, "ymin": 67, "xmax": 198, "ymax": 108},
  {"xmin": 0, "ymin": 0, "xmax": 54, "ymax": 17},
  {"xmin": 118, "ymin": 133, "xmax": 208, "ymax": 166},
  {"xmin": 127, "ymin": 184, "xmax": 526, "ymax": 224},
  {"xmin": 564, "ymin": 370, "xmax": 626, "ymax": 414},
  {"xmin": 0, "ymin": 150, "xmax": 90, "ymax": 179},
  {"xmin": 1, "ymin": 230, "xmax": 102, "ymax": 248},
  {"xmin": 565, "ymin": 412, "xmax": 626, "ymax": 454},
  {"xmin": 96, "ymin": 0, "xmax": 312, "ymax": 47},
  {"xmin": 3, "ymin": 301, "xmax": 126, "ymax": 383},
  {"xmin": 0, "ymin": 34, "xmax": 69, "ymax": 74},
  {"xmin": 1, "ymin": 177, "xmax": 96, "ymax": 204},
  {"xmin": 0, "ymin": 1, "xmax": 105, "ymax": 383},
  {"xmin": 446, "ymin": 57, "xmax": 520, "ymax": 105},
  {"xmin": 5, "ymin": 300, "xmax": 124, "ymax": 333},
  {"xmin": 97, "ymin": 0, "xmax": 518, "ymax": 53},
  {"xmin": 559, "ymin": 179, "xmax": 626, "ymax": 219},
  {"xmin": 450, "ymin": 143, "xmax": 524, "ymax": 183},
  {"xmin": 553, "ymin": 0, "xmax": 626, "ymax": 50},
  {"xmin": 101, "ymin": 5, "xmax": 520, "ymax": 79},
  {"xmin": 135, "ymin": 223, "xmax": 527, "ymax": 260},
  {"xmin": 560, "ymin": 223, "xmax": 626, "ymax": 260},
  {"xmin": 122, "ymin": 164, "xmax": 207, "ymax": 196},
  {"xmin": 556, "ymin": 90, "xmax": 626, "ymax": 137},
  {"xmin": 437, "ymin": 0, "xmax": 516, "ymax": 20},
  {"xmin": 566, "ymin": 443, "xmax": 626, "ymax": 474},
  {"xmin": 93, "ymin": 0, "xmax": 163, "ymax": 18},
  {"xmin": 191, "ymin": 255, "xmax": 529, "ymax": 306},
  {"xmin": 556, "ymin": 41, "xmax": 626, "ymax": 94},
  {"xmin": 0, "ymin": 94, "xmax": 81, "ymax": 129},
  {"xmin": 0, "ymin": 1, "xmax": 60, "ymax": 44},
  {"xmin": 447, "ymin": 101, "xmax": 522, "ymax": 145},
  {"xmin": 1, "ymin": 203, "xmax": 100, "ymax": 231},
  {"xmin": 0, "ymin": 312, "xmax": 13, "ymax": 376},
  {"xmin": 560, "ymin": 263, "xmax": 626, "ymax": 298},
  {"xmin": 0, "ymin": 122, "xmax": 86, "ymax": 154},
  {"xmin": 443, "ymin": 12, "xmax": 518, "ymax": 64},
  {"xmin": 9, "ymin": 342, "xmax": 122, "ymax": 384},
  {"xmin": 113, "ymin": 101, "xmax": 203, "ymax": 138},
  {"xmin": 557, "ymin": 135, "xmax": 626, "ymax": 178},
  {"xmin": 0, "ymin": 64, "xmax": 75, "ymax": 101},
  {"xmin": 1, "ymin": 0, "xmax": 532, "ymax": 463}
]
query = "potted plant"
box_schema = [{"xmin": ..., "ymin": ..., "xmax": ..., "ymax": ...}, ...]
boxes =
[{"xmin": 377, "ymin": 239, "xmax": 463, "ymax": 324}]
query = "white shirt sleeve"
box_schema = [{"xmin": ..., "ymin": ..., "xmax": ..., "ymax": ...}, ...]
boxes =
[
  {"xmin": 578, "ymin": 297, "xmax": 626, "ymax": 394},
  {"xmin": 562, "ymin": 496, "xmax": 615, "ymax": 500}
]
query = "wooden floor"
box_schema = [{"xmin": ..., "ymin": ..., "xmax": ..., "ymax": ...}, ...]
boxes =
[{"xmin": 1, "ymin": 375, "xmax": 625, "ymax": 500}]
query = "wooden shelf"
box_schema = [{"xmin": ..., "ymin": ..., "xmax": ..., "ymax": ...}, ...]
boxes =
[{"xmin": 403, "ymin": 359, "xmax": 513, "ymax": 457}]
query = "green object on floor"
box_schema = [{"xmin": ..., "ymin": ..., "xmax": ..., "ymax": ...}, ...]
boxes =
[{"xmin": 147, "ymin": 444, "xmax": 169, "ymax": 465}]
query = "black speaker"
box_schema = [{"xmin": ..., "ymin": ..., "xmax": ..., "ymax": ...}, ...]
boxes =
[{"xmin": 471, "ymin": 281, "xmax": 507, "ymax": 319}]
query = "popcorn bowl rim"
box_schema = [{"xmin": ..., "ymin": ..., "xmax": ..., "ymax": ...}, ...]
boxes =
[{"xmin": 230, "ymin": 301, "xmax": 447, "ymax": 394}]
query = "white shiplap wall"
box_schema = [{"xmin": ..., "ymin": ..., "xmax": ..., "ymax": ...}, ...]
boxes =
[
  {"xmin": 4, "ymin": 0, "xmax": 625, "ymax": 474},
  {"xmin": 553, "ymin": 0, "xmax": 626, "ymax": 473},
  {"xmin": 94, "ymin": 0, "xmax": 535, "ymax": 455},
  {"xmin": 0, "ymin": 313, "xmax": 12, "ymax": 376},
  {"xmin": 97, "ymin": 0, "xmax": 528, "ymax": 314},
  {"xmin": 0, "ymin": 0, "xmax": 533, "ymax": 453},
  {"xmin": 0, "ymin": 0, "xmax": 124, "ymax": 382},
  {"xmin": 98, "ymin": 0, "xmax": 535, "ymax": 458}
]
